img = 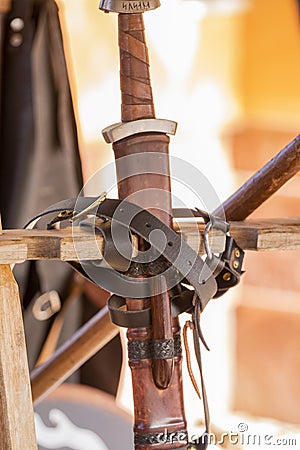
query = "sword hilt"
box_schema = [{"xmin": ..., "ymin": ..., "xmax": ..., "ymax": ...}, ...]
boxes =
[
  {"xmin": 118, "ymin": 12, "xmax": 155, "ymax": 122},
  {"xmin": 99, "ymin": 0, "xmax": 160, "ymax": 14}
]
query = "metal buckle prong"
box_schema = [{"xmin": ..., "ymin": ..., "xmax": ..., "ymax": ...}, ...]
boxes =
[{"xmin": 71, "ymin": 192, "xmax": 107, "ymax": 222}]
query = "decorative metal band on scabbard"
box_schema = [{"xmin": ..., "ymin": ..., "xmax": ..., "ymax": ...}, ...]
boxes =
[
  {"xmin": 128, "ymin": 334, "xmax": 182, "ymax": 360},
  {"xmin": 153, "ymin": 339, "xmax": 174, "ymax": 360},
  {"xmin": 134, "ymin": 430, "xmax": 188, "ymax": 447},
  {"xmin": 128, "ymin": 339, "xmax": 152, "ymax": 359},
  {"xmin": 99, "ymin": 0, "xmax": 160, "ymax": 13}
]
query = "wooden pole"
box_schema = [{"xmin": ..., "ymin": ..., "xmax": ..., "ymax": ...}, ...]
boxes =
[
  {"xmin": 31, "ymin": 305, "xmax": 119, "ymax": 405},
  {"xmin": 0, "ymin": 216, "xmax": 37, "ymax": 450},
  {"xmin": 214, "ymin": 134, "xmax": 300, "ymax": 221}
]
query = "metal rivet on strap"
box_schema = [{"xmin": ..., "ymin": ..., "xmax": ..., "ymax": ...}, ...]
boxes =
[
  {"xmin": 233, "ymin": 260, "xmax": 239, "ymax": 269},
  {"xmin": 10, "ymin": 18, "xmax": 24, "ymax": 32},
  {"xmin": 223, "ymin": 272, "xmax": 231, "ymax": 282},
  {"xmin": 235, "ymin": 248, "xmax": 241, "ymax": 258},
  {"xmin": 10, "ymin": 33, "xmax": 23, "ymax": 47}
]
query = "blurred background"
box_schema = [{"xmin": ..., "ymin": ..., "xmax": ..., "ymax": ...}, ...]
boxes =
[{"xmin": 1, "ymin": 0, "xmax": 300, "ymax": 448}]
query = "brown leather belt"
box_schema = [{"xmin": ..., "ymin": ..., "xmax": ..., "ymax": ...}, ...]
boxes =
[
  {"xmin": 26, "ymin": 196, "xmax": 244, "ymax": 450},
  {"xmin": 26, "ymin": 197, "xmax": 218, "ymax": 309}
]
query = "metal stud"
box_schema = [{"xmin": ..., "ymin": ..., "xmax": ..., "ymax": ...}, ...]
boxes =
[
  {"xmin": 223, "ymin": 272, "xmax": 231, "ymax": 282},
  {"xmin": 233, "ymin": 260, "xmax": 239, "ymax": 269},
  {"xmin": 10, "ymin": 33, "xmax": 23, "ymax": 47},
  {"xmin": 10, "ymin": 18, "xmax": 24, "ymax": 32},
  {"xmin": 235, "ymin": 248, "xmax": 241, "ymax": 258}
]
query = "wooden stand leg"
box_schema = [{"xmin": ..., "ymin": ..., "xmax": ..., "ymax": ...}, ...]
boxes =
[{"xmin": 0, "ymin": 263, "xmax": 37, "ymax": 450}]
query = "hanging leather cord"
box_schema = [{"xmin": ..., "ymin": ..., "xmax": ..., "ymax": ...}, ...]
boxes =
[
  {"xmin": 189, "ymin": 294, "xmax": 210, "ymax": 450},
  {"xmin": 183, "ymin": 320, "xmax": 201, "ymax": 400}
]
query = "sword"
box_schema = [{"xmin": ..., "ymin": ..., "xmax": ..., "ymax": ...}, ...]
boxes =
[{"xmin": 99, "ymin": 1, "xmax": 189, "ymax": 448}]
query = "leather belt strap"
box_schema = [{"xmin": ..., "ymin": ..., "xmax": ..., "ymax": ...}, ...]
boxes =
[
  {"xmin": 26, "ymin": 197, "xmax": 218, "ymax": 310},
  {"xmin": 108, "ymin": 288, "xmax": 194, "ymax": 328},
  {"xmin": 80, "ymin": 217, "xmax": 133, "ymax": 273},
  {"xmin": 25, "ymin": 196, "xmax": 237, "ymax": 450},
  {"xmin": 108, "ymin": 294, "xmax": 151, "ymax": 328}
]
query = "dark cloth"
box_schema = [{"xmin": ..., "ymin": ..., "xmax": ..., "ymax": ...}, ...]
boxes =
[
  {"xmin": 0, "ymin": 0, "xmax": 82, "ymax": 230},
  {"xmin": 0, "ymin": 0, "xmax": 82, "ymax": 316},
  {"xmin": 0, "ymin": 0, "xmax": 122, "ymax": 395}
]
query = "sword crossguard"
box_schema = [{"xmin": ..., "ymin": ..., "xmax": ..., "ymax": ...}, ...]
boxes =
[{"xmin": 102, "ymin": 118, "xmax": 177, "ymax": 143}]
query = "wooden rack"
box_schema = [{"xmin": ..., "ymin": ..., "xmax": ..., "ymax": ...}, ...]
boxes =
[
  {"xmin": 1, "ymin": 218, "xmax": 300, "ymax": 265},
  {"xmin": 0, "ymin": 218, "xmax": 300, "ymax": 448}
]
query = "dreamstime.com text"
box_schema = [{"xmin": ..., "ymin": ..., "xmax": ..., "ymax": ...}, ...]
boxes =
[
  {"xmin": 154, "ymin": 423, "xmax": 298, "ymax": 447},
  {"xmin": 189, "ymin": 423, "xmax": 297, "ymax": 447}
]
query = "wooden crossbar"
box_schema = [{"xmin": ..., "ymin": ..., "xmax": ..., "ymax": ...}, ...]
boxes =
[{"xmin": 0, "ymin": 218, "xmax": 299, "ymax": 264}]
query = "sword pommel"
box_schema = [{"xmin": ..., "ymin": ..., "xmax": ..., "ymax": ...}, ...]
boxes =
[{"xmin": 99, "ymin": 0, "xmax": 160, "ymax": 14}]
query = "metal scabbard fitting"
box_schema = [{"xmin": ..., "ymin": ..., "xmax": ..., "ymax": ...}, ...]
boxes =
[
  {"xmin": 102, "ymin": 118, "xmax": 177, "ymax": 143},
  {"xmin": 99, "ymin": 0, "xmax": 160, "ymax": 13}
]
